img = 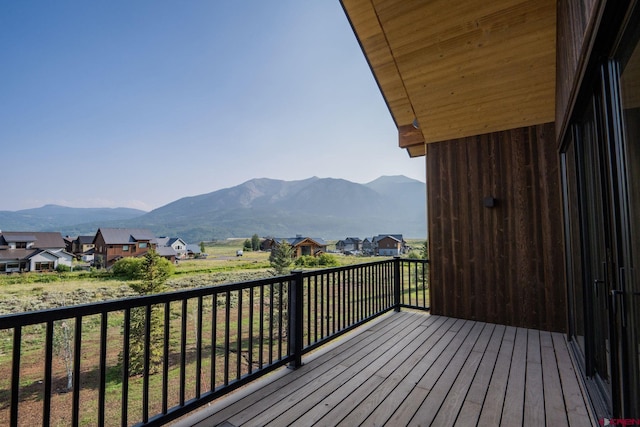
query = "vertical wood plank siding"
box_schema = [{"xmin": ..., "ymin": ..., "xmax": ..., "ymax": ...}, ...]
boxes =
[
  {"xmin": 556, "ymin": 0, "xmax": 601, "ymax": 142},
  {"xmin": 428, "ymin": 123, "xmax": 566, "ymax": 332}
]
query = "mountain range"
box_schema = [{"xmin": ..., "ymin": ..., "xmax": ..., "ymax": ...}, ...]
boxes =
[{"xmin": 0, "ymin": 176, "xmax": 426, "ymax": 242}]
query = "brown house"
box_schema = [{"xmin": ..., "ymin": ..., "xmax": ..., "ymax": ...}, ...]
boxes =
[
  {"xmin": 92, "ymin": 228, "xmax": 157, "ymax": 268},
  {"xmin": 261, "ymin": 235, "xmax": 327, "ymax": 258},
  {"xmin": 375, "ymin": 235, "xmax": 403, "ymax": 256}
]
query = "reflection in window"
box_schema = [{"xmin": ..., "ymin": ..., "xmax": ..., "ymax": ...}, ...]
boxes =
[{"xmin": 619, "ymin": 22, "xmax": 640, "ymax": 418}]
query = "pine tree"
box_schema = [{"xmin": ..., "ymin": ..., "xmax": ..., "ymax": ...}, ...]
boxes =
[
  {"xmin": 268, "ymin": 241, "xmax": 294, "ymax": 275},
  {"xmin": 125, "ymin": 250, "xmax": 173, "ymax": 375},
  {"xmin": 251, "ymin": 234, "xmax": 261, "ymax": 251}
]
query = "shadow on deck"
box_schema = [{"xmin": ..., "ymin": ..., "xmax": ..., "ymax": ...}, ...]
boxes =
[{"xmin": 175, "ymin": 311, "xmax": 597, "ymax": 426}]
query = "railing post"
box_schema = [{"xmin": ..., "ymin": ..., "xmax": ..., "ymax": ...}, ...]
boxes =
[
  {"xmin": 394, "ymin": 257, "xmax": 401, "ymax": 312},
  {"xmin": 289, "ymin": 270, "xmax": 304, "ymax": 368}
]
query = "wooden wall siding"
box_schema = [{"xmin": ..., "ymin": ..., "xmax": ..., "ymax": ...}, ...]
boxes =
[
  {"xmin": 556, "ymin": 0, "xmax": 601, "ymax": 142},
  {"xmin": 427, "ymin": 122, "xmax": 567, "ymax": 332}
]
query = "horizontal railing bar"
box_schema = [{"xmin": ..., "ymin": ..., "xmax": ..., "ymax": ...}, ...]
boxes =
[{"xmin": 0, "ymin": 275, "xmax": 294, "ymax": 328}]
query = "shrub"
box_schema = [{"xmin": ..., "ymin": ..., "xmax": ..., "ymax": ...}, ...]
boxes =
[
  {"xmin": 111, "ymin": 257, "xmax": 145, "ymax": 280},
  {"xmin": 294, "ymin": 255, "xmax": 318, "ymax": 267},
  {"xmin": 317, "ymin": 253, "xmax": 339, "ymax": 266},
  {"xmin": 56, "ymin": 264, "xmax": 72, "ymax": 273},
  {"xmin": 405, "ymin": 250, "xmax": 421, "ymax": 259}
]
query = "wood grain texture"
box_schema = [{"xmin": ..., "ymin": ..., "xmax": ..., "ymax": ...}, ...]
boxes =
[
  {"xmin": 341, "ymin": 0, "xmax": 556, "ymax": 148},
  {"xmin": 555, "ymin": 0, "xmax": 601, "ymax": 142},
  {"xmin": 180, "ymin": 313, "xmax": 595, "ymax": 427},
  {"xmin": 428, "ymin": 122, "xmax": 567, "ymax": 332}
]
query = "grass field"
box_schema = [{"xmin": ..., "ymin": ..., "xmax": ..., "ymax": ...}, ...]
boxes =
[
  {"xmin": 0, "ymin": 238, "xmax": 427, "ymax": 426},
  {"xmin": 0, "ymin": 238, "xmax": 426, "ymax": 315}
]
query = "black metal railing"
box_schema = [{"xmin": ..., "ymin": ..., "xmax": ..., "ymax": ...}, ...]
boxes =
[{"xmin": 0, "ymin": 257, "xmax": 428, "ymax": 426}]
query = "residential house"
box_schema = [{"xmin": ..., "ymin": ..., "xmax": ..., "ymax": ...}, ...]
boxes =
[
  {"xmin": 261, "ymin": 235, "xmax": 327, "ymax": 258},
  {"xmin": 155, "ymin": 246, "xmax": 178, "ymax": 263},
  {"xmin": 63, "ymin": 236, "xmax": 74, "ymax": 254},
  {"xmin": 361, "ymin": 237, "xmax": 373, "ymax": 255},
  {"xmin": 155, "ymin": 237, "xmax": 188, "ymax": 259},
  {"xmin": 0, "ymin": 231, "xmax": 73, "ymax": 273},
  {"xmin": 370, "ymin": 234, "xmax": 406, "ymax": 256},
  {"xmin": 185, "ymin": 244, "xmax": 203, "ymax": 258},
  {"xmin": 72, "ymin": 235, "xmax": 96, "ymax": 256},
  {"xmin": 375, "ymin": 235, "xmax": 404, "ymax": 256},
  {"xmin": 92, "ymin": 228, "xmax": 157, "ymax": 268},
  {"xmin": 335, "ymin": 237, "xmax": 362, "ymax": 253}
]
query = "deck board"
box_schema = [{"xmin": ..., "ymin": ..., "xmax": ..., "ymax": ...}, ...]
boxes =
[{"xmin": 177, "ymin": 312, "xmax": 598, "ymax": 427}]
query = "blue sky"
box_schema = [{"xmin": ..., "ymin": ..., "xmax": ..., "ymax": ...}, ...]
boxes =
[{"xmin": 0, "ymin": 1, "xmax": 424, "ymax": 212}]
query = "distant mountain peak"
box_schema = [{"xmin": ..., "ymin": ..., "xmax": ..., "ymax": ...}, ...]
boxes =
[
  {"xmin": 1, "ymin": 176, "xmax": 426, "ymax": 242},
  {"xmin": 366, "ymin": 175, "xmax": 422, "ymax": 185}
]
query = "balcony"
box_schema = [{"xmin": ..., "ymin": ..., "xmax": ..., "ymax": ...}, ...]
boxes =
[
  {"xmin": 179, "ymin": 311, "xmax": 596, "ymax": 426},
  {"xmin": 0, "ymin": 258, "xmax": 596, "ymax": 426}
]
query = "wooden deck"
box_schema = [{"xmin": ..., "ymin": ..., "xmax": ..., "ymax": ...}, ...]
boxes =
[{"xmin": 175, "ymin": 311, "xmax": 597, "ymax": 427}]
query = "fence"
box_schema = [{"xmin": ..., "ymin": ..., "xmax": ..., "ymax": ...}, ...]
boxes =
[{"xmin": 0, "ymin": 258, "xmax": 428, "ymax": 426}]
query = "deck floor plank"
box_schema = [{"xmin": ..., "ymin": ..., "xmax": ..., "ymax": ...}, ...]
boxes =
[
  {"xmin": 264, "ymin": 322, "xmax": 430, "ymax": 425},
  {"xmin": 551, "ymin": 332, "xmax": 596, "ymax": 427},
  {"xmin": 381, "ymin": 320, "xmax": 476, "ymax": 425},
  {"xmin": 355, "ymin": 319, "xmax": 464, "ymax": 426},
  {"xmin": 524, "ymin": 329, "xmax": 545, "ymax": 426},
  {"xmin": 540, "ymin": 331, "xmax": 570, "ymax": 426},
  {"xmin": 500, "ymin": 327, "xmax": 528, "ymax": 426},
  {"xmin": 454, "ymin": 324, "xmax": 505, "ymax": 427},
  {"xmin": 316, "ymin": 315, "xmax": 453, "ymax": 426},
  {"xmin": 404, "ymin": 321, "xmax": 485, "ymax": 426},
  {"xmin": 430, "ymin": 322, "xmax": 495, "ymax": 426},
  {"xmin": 476, "ymin": 325, "xmax": 516, "ymax": 426},
  {"xmin": 256, "ymin": 313, "xmax": 429, "ymax": 426},
  {"xmin": 177, "ymin": 312, "xmax": 597, "ymax": 427},
  {"xmin": 196, "ymin": 312, "xmax": 421, "ymax": 427}
]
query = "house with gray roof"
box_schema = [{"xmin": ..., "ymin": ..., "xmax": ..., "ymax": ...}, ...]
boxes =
[
  {"xmin": 335, "ymin": 237, "xmax": 362, "ymax": 253},
  {"xmin": 261, "ymin": 235, "xmax": 327, "ymax": 258},
  {"xmin": 372, "ymin": 234, "xmax": 407, "ymax": 256},
  {"xmin": 155, "ymin": 237, "xmax": 188, "ymax": 259},
  {"xmin": 92, "ymin": 228, "xmax": 157, "ymax": 268},
  {"xmin": 0, "ymin": 231, "xmax": 73, "ymax": 273}
]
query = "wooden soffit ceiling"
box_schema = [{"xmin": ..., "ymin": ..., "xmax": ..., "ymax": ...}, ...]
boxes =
[{"xmin": 341, "ymin": 0, "xmax": 557, "ymax": 157}]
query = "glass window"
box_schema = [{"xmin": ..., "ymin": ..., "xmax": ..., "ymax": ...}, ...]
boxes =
[
  {"xmin": 618, "ymin": 14, "xmax": 640, "ymax": 416},
  {"xmin": 139, "ymin": 242, "xmax": 147, "ymax": 249},
  {"xmin": 122, "ymin": 245, "xmax": 129, "ymax": 251},
  {"xmin": 35, "ymin": 262, "xmax": 54, "ymax": 271}
]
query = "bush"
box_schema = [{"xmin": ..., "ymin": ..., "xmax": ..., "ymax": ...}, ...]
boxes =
[
  {"xmin": 317, "ymin": 253, "xmax": 339, "ymax": 266},
  {"xmin": 405, "ymin": 250, "xmax": 421, "ymax": 259},
  {"xmin": 111, "ymin": 257, "xmax": 145, "ymax": 280},
  {"xmin": 294, "ymin": 255, "xmax": 318, "ymax": 267},
  {"xmin": 56, "ymin": 264, "xmax": 72, "ymax": 273}
]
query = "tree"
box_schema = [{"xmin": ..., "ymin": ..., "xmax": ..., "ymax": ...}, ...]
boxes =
[
  {"xmin": 53, "ymin": 320, "xmax": 74, "ymax": 391},
  {"xmin": 251, "ymin": 234, "xmax": 261, "ymax": 251},
  {"xmin": 269, "ymin": 241, "xmax": 293, "ymax": 275},
  {"xmin": 420, "ymin": 240, "xmax": 429, "ymax": 259},
  {"xmin": 199, "ymin": 241, "xmax": 206, "ymax": 253},
  {"xmin": 125, "ymin": 250, "xmax": 173, "ymax": 375},
  {"xmin": 243, "ymin": 239, "xmax": 252, "ymax": 251}
]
